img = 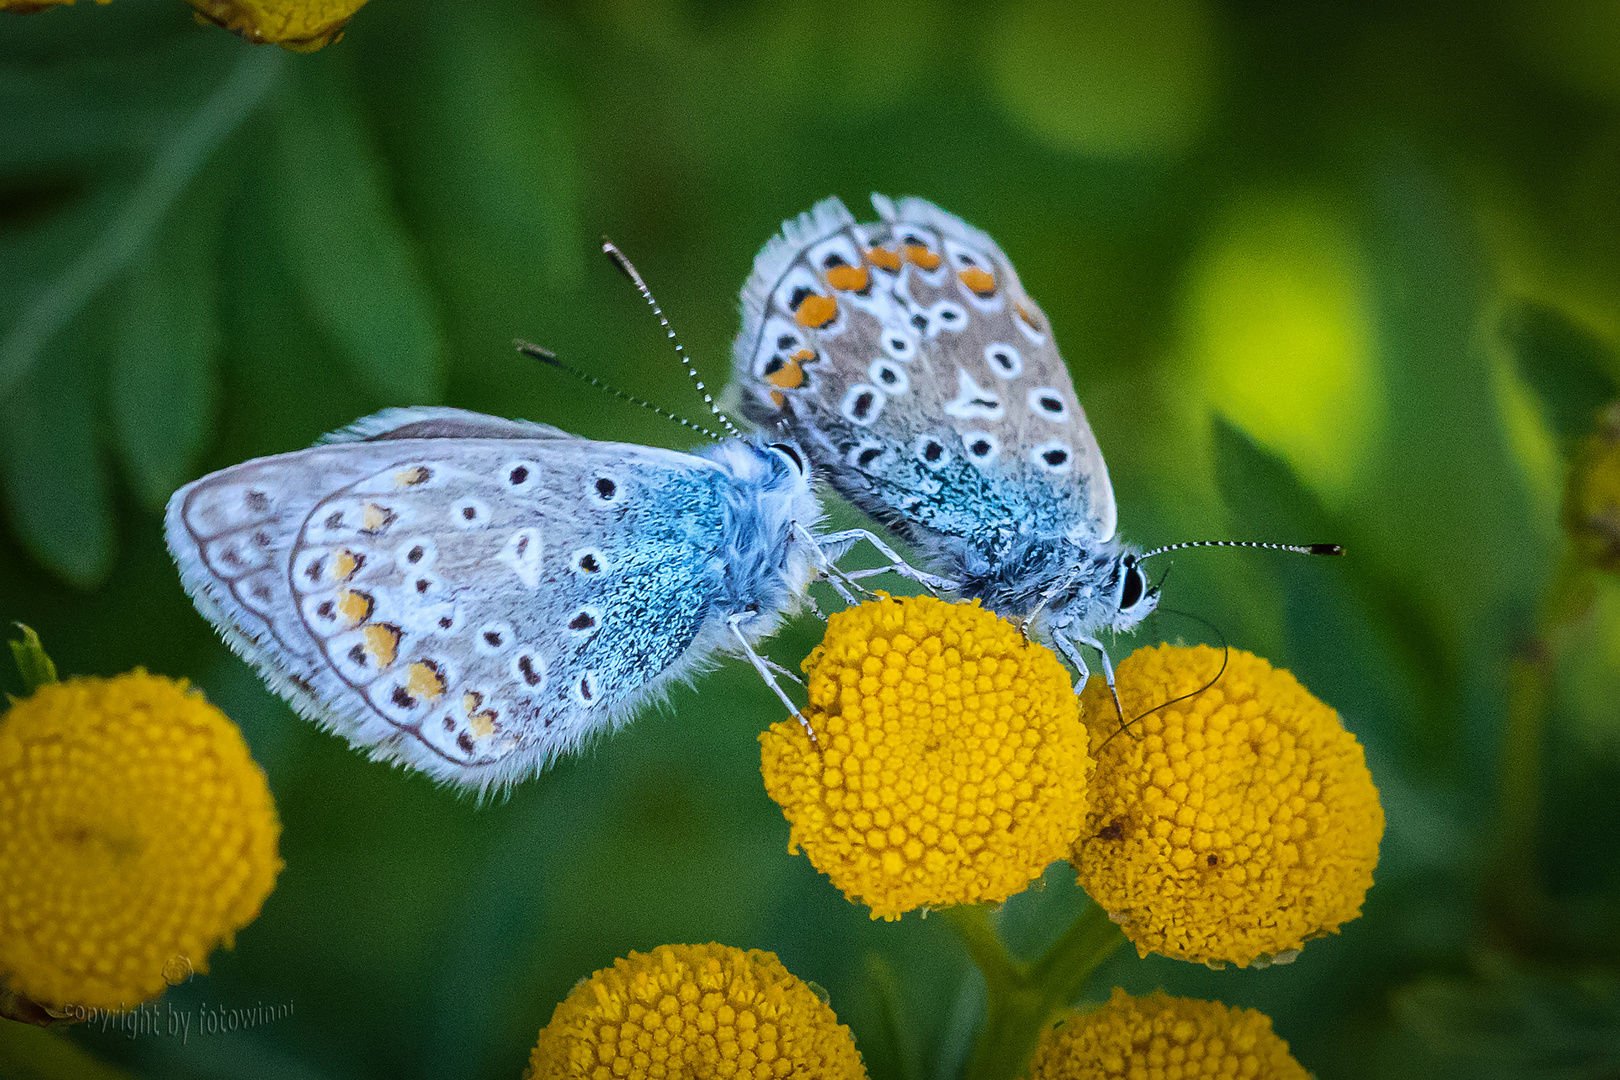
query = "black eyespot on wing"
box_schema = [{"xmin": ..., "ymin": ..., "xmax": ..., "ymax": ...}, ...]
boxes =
[
  {"xmin": 857, "ymin": 447, "xmax": 883, "ymax": 467},
  {"xmin": 391, "ymin": 686, "xmax": 416, "ymax": 709},
  {"xmin": 762, "ymin": 356, "xmax": 785, "ymax": 376},
  {"xmin": 245, "ymin": 490, "xmax": 270, "ymax": 512},
  {"xmin": 788, "ymin": 286, "xmax": 814, "ymax": 310},
  {"xmin": 822, "ymin": 252, "xmax": 848, "ymax": 268},
  {"xmin": 1040, "ymin": 395, "xmax": 1062, "ymax": 412},
  {"xmin": 407, "ymin": 544, "xmax": 426, "ymax": 564},
  {"xmin": 777, "ymin": 333, "xmax": 797, "ymax": 350},
  {"xmin": 484, "ymin": 630, "xmax": 504, "ymax": 647},
  {"xmin": 970, "ymin": 439, "xmax": 992, "ymax": 457},
  {"xmin": 1042, "ymin": 448, "xmax": 1069, "ymax": 467},
  {"xmin": 940, "ymin": 309, "xmax": 959, "ymax": 322},
  {"xmin": 508, "ymin": 465, "xmax": 529, "ymax": 485},
  {"xmin": 517, "ymin": 654, "xmax": 543, "ymax": 686},
  {"xmin": 457, "ymin": 732, "xmax": 475, "ymax": 753},
  {"xmin": 569, "ymin": 610, "xmax": 597, "ymax": 631},
  {"xmin": 595, "ymin": 477, "xmax": 616, "ymax": 500},
  {"xmin": 578, "ymin": 552, "xmax": 600, "ymax": 573},
  {"xmin": 461, "ymin": 506, "xmax": 477, "ymax": 520},
  {"xmin": 852, "ymin": 392, "xmax": 875, "ymax": 420},
  {"xmin": 923, "ymin": 440, "xmax": 943, "ymax": 463},
  {"xmin": 911, "ymin": 314, "xmax": 928, "ymax": 329}
]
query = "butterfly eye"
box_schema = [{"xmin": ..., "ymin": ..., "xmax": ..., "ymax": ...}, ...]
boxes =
[
  {"xmin": 1120, "ymin": 563, "xmax": 1145, "ymax": 610},
  {"xmin": 768, "ymin": 442, "xmax": 805, "ymax": 475}
]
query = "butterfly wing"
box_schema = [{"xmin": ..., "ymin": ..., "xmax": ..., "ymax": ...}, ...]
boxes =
[
  {"xmin": 166, "ymin": 408, "xmax": 736, "ymax": 793},
  {"xmin": 733, "ymin": 195, "xmax": 1116, "ymax": 563}
]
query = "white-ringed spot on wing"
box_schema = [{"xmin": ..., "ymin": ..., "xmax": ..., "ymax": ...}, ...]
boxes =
[
  {"xmin": 455, "ymin": 690, "xmax": 502, "ymax": 738},
  {"xmin": 304, "ymin": 589, "xmax": 373, "ymax": 633},
  {"xmin": 475, "ymin": 621, "xmax": 514, "ymax": 656},
  {"xmin": 393, "ymin": 465, "xmax": 434, "ymax": 488},
  {"xmin": 962, "ymin": 431, "xmax": 1002, "ymax": 465},
  {"xmin": 775, "ymin": 266, "xmax": 839, "ymax": 329},
  {"xmin": 1028, "ymin": 387, "xmax": 1070, "ymax": 423},
  {"xmin": 897, "ymin": 228, "xmax": 943, "ymax": 274},
  {"xmin": 915, "ymin": 434, "xmax": 951, "ymax": 471},
  {"xmin": 408, "ymin": 571, "xmax": 442, "ymax": 598},
  {"xmin": 428, "ymin": 605, "xmax": 464, "ymax": 636},
  {"xmin": 1031, "ymin": 440, "xmax": 1075, "ymax": 474},
  {"xmin": 566, "ymin": 606, "xmax": 602, "ymax": 636},
  {"xmin": 233, "ymin": 572, "xmax": 278, "ymax": 614},
  {"xmin": 880, "ymin": 327, "xmax": 917, "ymax": 362},
  {"xmin": 350, "ymin": 623, "xmax": 402, "ymax": 672},
  {"xmin": 573, "ymin": 671, "xmax": 600, "ymax": 706},
  {"xmin": 570, "ymin": 547, "xmax": 608, "ymax": 576},
  {"xmin": 945, "ymin": 239, "xmax": 998, "ymax": 300},
  {"xmin": 295, "ymin": 547, "xmax": 366, "ymax": 590},
  {"xmin": 848, "ymin": 440, "xmax": 890, "ymax": 471},
  {"xmin": 927, "ymin": 299, "xmax": 968, "ymax": 336},
  {"xmin": 498, "ymin": 528, "xmax": 543, "ymax": 588},
  {"xmin": 868, "ymin": 358, "xmax": 909, "ymax": 395},
  {"xmin": 984, "ymin": 343, "xmax": 1023, "ymax": 380},
  {"xmin": 944, "ymin": 368, "xmax": 1005, "ymax": 421},
  {"xmin": 589, "ymin": 474, "xmax": 621, "ymax": 504},
  {"xmin": 502, "ymin": 460, "xmax": 542, "ymax": 493},
  {"xmin": 809, "ymin": 236, "xmax": 869, "ymax": 293},
  {"xmin": 396, "ymin": 536, "xmax": 436, "ymax": 573},
  {"xmin": 242, "ymin": 488, "xmax": 272, "ymax": 515},
  {"xmin": 451, "ymin": 497, "xmax": 490, "ymax": 529},
  {"xmin": 840, "ymin": 384, "xmax": 885, "ymax": 426},
  {"xmin": 510, "ymin": 650, "xmax": 547, "ymax": 691},
  {"xmin": 405, "ymin": 659, "xmax": 448, "ymax": 703}
]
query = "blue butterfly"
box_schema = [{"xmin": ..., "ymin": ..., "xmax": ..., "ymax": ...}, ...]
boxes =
[
  {"xmin": 732, "ymin": 194, "xmax": 1160, "ymax": 695},
  {"xmin": 166, "ymin": 404, "xmax": 905, "ymax": 793}
]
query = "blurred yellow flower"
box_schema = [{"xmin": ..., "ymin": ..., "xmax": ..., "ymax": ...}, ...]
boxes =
[
  {"xmin": 1027, "ymin": 987, "xmax": 1309, "ymax": 1080},
  {"xmin": 188, "ymin": 0, "xmax": 366, "ymax": 50},
  {"xmin": 0, "ymin": 672, "xmax": 282, "ymax": 1012},
  {"xmin": 526, "ymin": 943, "xmax": 865, "ymax": 1080},
  {"xmin": 761, "ymin": 596, "xmax": 1090, "ymax": 920},
  {"xmin": 1074, "ymin": 645, "xmax": 1382, "ymax": 967},
  {"xmin": 1565, "ymin": 401, "xmax": 1620, "ymax": 572}
]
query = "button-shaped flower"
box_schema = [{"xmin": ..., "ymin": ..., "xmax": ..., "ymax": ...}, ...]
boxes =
[
  {"xmin": 0, "ymin": 672, "xmax": 282, "ymax": 1012},
  {"xmin": 526, "ymin": 943, "xmax": 866, "ymax": 1079},
  {"xmin": 1074, "ymin": 644, "xmax": 1382, "ymax": 967},
  {"xmin": 1027, "ymin": 987, "xmax": 1309, "ymax": 1079},
  {"xmin": 761, "ymin": 596, "xmax": 1090, "ymax": 920}
]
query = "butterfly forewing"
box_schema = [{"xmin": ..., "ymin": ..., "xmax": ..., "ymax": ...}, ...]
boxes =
[
  {"xmin": 734, "ymin": 195, "xmax": 1116, "ymax": 557},
  {"xmin": 167, "ymin": 419, "xmax": 735, "ymax": 791}
]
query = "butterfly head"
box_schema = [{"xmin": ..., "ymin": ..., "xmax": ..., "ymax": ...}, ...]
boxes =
[{"xmin": 1109, "ymin": 552, "xmax": 1159, "ymax": 632}]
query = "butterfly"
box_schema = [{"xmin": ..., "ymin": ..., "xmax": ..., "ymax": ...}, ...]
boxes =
[
  {"xmin": 165, "ymin": 406, "xmax": 845, "ymax": 794},
  {"xmin": 731, "ymin": 194, "xmax": 1160, "ymax": 694}
]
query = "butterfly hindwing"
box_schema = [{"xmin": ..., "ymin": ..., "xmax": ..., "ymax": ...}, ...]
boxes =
[
  {"xmin": 734, "ymin": 195, "xmax": 1117, "ymax": 558},
  {"xmin": 166, "ymin": 409, "xmax": 736, "ymax": 792}
]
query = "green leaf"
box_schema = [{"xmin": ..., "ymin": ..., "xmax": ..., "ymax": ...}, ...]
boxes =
[
  {"xmin": 8, "ymin": 624, "xmax": 57, "ymax": 694},
  {"xmin": 110, "ymin": 155, "xmax": 228, "ymax": 511},
  {"xmin": 864, "ymin": 952, "xmax": 922, "ymax": 1080},
  {"xmin": 1502, "ymin": 301, "xmax": 1620, "ymax": 444},
  {"xmin": 1, "ymin": 318, "xmax": 116, "ymax": 590},
  {"xmin": 272, "ymin": 57, "xmax": 444, "ymax": 405}
]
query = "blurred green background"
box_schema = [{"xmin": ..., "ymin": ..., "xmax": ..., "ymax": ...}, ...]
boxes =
[{"xmin": 3, "ymin": 1, "xmax": 1620, "ymax": 1077}]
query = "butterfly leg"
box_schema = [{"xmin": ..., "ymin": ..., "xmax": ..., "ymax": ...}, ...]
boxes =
[
  {"xmin": 813, "ymin": 528, "xmax": 957, "ymax": 595},
  {"xmin": 1069, "ymin": 632, "xmax": 1131, "ymax": 732},
  {"xmin": 791, "ymin": 523, "xmax": 866, "ymax": 605},
  {"xmin": 728, "ymin": 613, "xmax": 820, "ymax": 748}
]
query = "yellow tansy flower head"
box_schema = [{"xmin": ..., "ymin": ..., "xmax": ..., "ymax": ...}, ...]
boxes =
[
  {"xmin": 0, "ymin": 673, "xmax": 282, "ymax": 1012},
  {"xmin": 761, "ymin": 596, "xmax": 1090, "ymax": 920},
  {"xmin": 1074, "ymin": 645, "xmax": 1382, "ymax": 967},
  {"xmin": 526, "ymin": 943, "xmax": 866, "ymax": 1080},
  {"xmin": 1027, "ymin": 988, "xmax": 1309, "ymax": 1080},
  {"xmin": 188, "ymin": 0, "xmax": 367, "ymax": 51}
]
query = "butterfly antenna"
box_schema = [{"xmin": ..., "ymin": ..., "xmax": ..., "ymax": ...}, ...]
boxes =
[
  {"xmin": 1138, "ymin": 540, "xmax": 1344, "ymax": 561},
  {"xmin": 1097, "ymin": 607, "xmax": 1229, "ymax": 753},
  {"xmin": 602, "ymin": 239, "xmax": 745, "ymax": 440},
  {"xmin": 515, "ymin": 340, "xmax": 724, "ymax": 443}
]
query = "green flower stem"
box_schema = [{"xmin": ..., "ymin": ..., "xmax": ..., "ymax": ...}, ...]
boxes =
[
  {"xmin": 8, "ymin": 624, "xmax": 58, "ymax": 695},
  {"xmin": 947, "ymin": 900, "xmax": 1126, "ymax": 1080}
]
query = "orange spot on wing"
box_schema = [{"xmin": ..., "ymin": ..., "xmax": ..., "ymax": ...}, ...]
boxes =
[
  {"xmin": 769, "ymin": 390, "xmax": 786, "ymax": 409},
  {"xmin": 959, "ymin": 267, "xmax": 996, "ymax": 296},
  {"xmin": 469, "ymin": 711, "xmax": 496, "ymax": 738},
  {"xmin": 361, "ymin": 503, "xmax": 396, "ymax": 533},
  {"xmin": 766, "ymin": 357, "xmax": 804, "ymax": 389},
  {"xmin": 1016, "ymin": 301, "xmax": 1045, "ymax": 333},
  {"xmin": 824, "ymin": 265, "xmax": 869, "ymax": 292},
  {"xmin": 794, "ymin": 294, "xmax": 838, "ymax": 328},
  {"xmin": 332, "ymin": 550, "xmax": 359, "ymax": 581},
  {"xmin": 394, "ymin": 466, "xmax": 430, "ymax": 487},
  {"xmin": 337, "ymin": 590, "xmax": 373, "ymax": 624},
  {"xmin": 406, "ymin": 661, "xmax": 446, "ymax": 701},
  {"xmin": 790, "ymin": 348, "xmax": 815, "ymax": 362},
  {"xmin": 865, "ymin": 246, "xmax": 902, "ymax": 272},
  {"xmin": 363, "ymin": 624, "xmax": 400, "ymax": 668},
  {"xmin": 904, "ymin": 245, "xmax": 941, "ymax": 270}
]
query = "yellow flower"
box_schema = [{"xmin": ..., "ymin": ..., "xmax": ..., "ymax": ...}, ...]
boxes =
[
  {"xmin": 0, "ymin": 672, "xmax": 282, "ymax": 1012},
  {"xmin": 1027, "ymin": 987, "xmax": 1310, "ymax": 1080},
  {"xmin": 187, "ymin": 0, "xmax": 367, "ymax": 51},
  {"xmin": 1074, "ymin": 645, "xmax": 1382, "ymax": 967},
  {"xmin": 1565, "ymin": 401, "xmax": 1620, "ymax": 573},
  {"xmin": 761, "ymin": 596, "xmax": 1090, "ymax": 920},
  {"xmin": 526, "ymin": 943, "xmax": 866, "ymax": 1080}
]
